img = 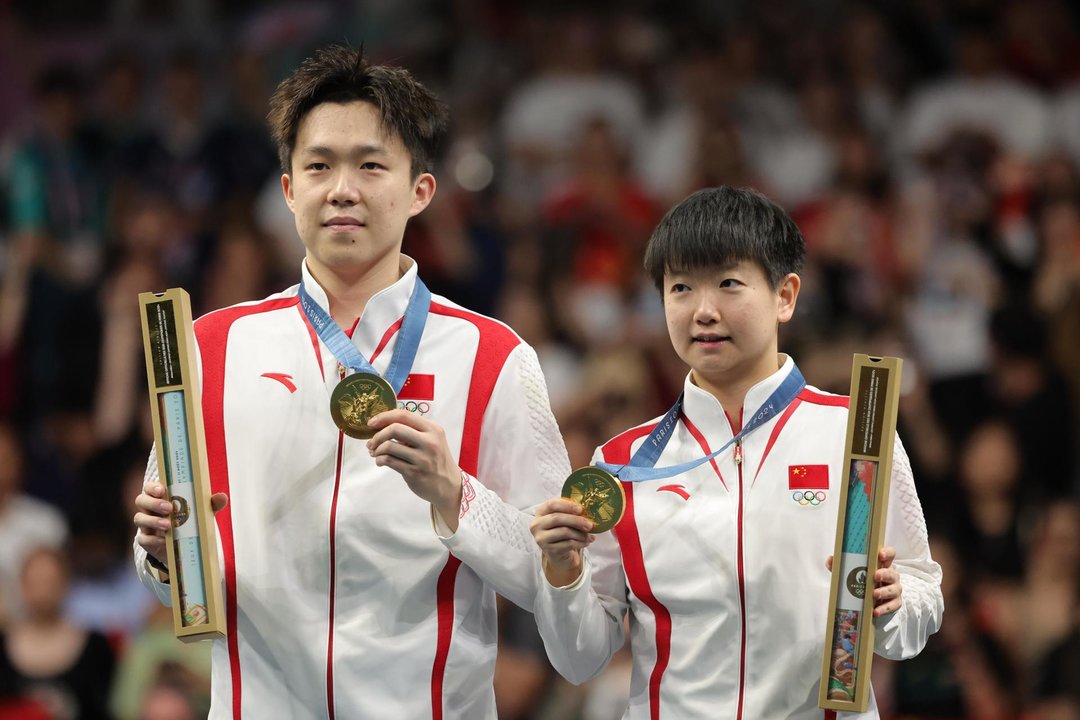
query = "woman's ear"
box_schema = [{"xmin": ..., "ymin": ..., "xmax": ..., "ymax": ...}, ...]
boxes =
[{"xmin": 777, "ymin": 272, "xmax": 801, "ymax": 323}]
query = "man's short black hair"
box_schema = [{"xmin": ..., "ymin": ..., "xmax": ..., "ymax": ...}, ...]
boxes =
[
  {"xmin": 267, "ymin": 44, "xmax": 448, "ymax": 178},
  {"xmin": 644, "ymin": 186, "xmax": 805, "ymax": 290}
]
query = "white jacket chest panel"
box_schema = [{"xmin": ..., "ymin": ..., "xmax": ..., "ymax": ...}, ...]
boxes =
[
  {"xmin": 621, "ymin": 398, "xmax": 852, "ymax": 717},
  {"xmin": 215, "ymin": 307, "xmax": 488, "ymax": 692}
]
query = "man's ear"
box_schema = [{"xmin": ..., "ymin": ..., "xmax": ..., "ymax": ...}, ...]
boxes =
[
  {"xmin": 281, "ymin": 173, "xmax": 295, "ymax": 212},
  {"xmin": 777, "ymin": 272, "xmax": 801, "ymax": 323},
  {"xmin": 408, "ymin": 173, "xmax": 436, "ymax": 218}
]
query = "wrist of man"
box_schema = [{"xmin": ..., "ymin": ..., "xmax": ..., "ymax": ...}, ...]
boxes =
[{"xmin": 433, "ymin": 470, "xmax": 466, "ymax": 533}]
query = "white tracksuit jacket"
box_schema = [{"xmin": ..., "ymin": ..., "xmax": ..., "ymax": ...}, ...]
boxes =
[
  {"xmin": 135, "ymin": 259, "xmax": 570, "ymax": 719},
  {"xmin": 534, "ymin": 356, "xmax": 943, "ymax": 720}
]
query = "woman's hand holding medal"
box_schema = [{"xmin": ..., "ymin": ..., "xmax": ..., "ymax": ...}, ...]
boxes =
[{"xmin": 530, "ymin": 498, "xmax": 596, "ymax": 587}]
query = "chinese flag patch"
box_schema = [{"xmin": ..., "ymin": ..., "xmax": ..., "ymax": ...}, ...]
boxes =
[
  {"xmin": 788, "ymin": 464, "xmax": 829, "ymax": 490},
  {"xmin": 399, "ymin": 373, "xmax": 435, "ymax": 400}
]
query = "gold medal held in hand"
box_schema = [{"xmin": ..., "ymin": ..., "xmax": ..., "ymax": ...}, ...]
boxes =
[
  {"xmin": 330, "ymin": 372, "xmax": 397, "ymax": 439},
  {"xmin": 561, "ymin": 467, "xmax": 626, "ymax": 533}
]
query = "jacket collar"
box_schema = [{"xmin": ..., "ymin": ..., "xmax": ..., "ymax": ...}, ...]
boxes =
[
  {"xmin": 681, "ymin": 354, "xmax": 796, "ymax": 439},
  {"xmin": 299, "ymin": 255, "xmax": 420, "ymax": 365}
]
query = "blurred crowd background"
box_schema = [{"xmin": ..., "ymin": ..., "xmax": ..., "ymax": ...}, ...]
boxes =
[{"xmin": 0, "ymin": 0, "xmax": 1078, "ymax": 718}]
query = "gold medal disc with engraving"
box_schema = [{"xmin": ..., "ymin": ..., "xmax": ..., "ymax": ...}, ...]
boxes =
[
  {"xmin": 330, "ymin": 372, "xmax": 397, "ymax": 439},
  {"xmin": 561, "ymin": 467, "xmax": 626, "ymax": 533}
]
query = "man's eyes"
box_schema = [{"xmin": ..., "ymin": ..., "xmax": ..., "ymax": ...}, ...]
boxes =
[{"xmin": 305, "ymin": 161, "xmax": 385, "ymax": 171}]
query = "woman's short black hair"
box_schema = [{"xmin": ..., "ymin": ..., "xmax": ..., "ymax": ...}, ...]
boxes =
[{"xmin": 644, "ymin": 186, "xmax": 805, "ymax": 290}]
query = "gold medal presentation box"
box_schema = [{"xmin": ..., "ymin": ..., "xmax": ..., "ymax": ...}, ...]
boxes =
[
  {"xmin": 818, "ymin": 354, "xmax": 903, "ymax": 712},
  {"xmin": 140, "ymin": 289, "xmax": 225, "ymax": 642}
]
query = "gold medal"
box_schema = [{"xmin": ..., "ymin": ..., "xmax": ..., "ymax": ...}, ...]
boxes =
[
  {"xmin": 561, "ymin": 467, "xmax": 626, "ymax": 533},
  {"xmin": 330, "ymin": 372, "xmax": 397, "ymax": 439}
]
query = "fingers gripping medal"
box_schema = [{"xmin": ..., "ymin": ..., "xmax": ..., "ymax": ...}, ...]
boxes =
[
  {"xmin": 330, "ymin": 372, "xmax": 397, "ymax": 439},
  {"xmin": 561, "ymin": 467, "xmax": 626, "ymax": 533}
]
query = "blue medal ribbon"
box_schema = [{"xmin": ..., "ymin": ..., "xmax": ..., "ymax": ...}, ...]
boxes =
[
  {"xmin": 298, "ymin": 276, "xmax": 431, "ymax": 393},
  {"xmin": 596, "ymin": 364, "xmax": 806, "ymax": 482}
]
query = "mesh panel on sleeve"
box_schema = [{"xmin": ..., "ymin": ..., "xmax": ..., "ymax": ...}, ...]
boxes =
[
  {"xmin": 463, "ymin": 344, "xmax": 571, "ymax": 555},
  {"xmin": 463, "ymin": 479, "xmax": 538, "ymax": 554},
  {"xmin": 891, "ymin": 437, "xmax": 930, "ymax": 552},
  {"xmin": 516, "ymin": 344, "xmax": 572, "ymax": 499}
]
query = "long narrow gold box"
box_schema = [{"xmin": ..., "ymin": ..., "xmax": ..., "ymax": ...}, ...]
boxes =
[
  {"xmin": 818, "ymin": 354, "xmax": 903, "ymax": 712},
  {"xmin": 139, "ymin": 288, "xmax": 226, "ymax": 642}
]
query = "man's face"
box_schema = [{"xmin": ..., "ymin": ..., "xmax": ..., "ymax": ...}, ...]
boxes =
[
  {"xmin": 282, "ymin": 101, "xmax": 434, "ymax": 288},
  {"xmin": 663, "ymin": 261, "xmax": 798, "ymax": 401}
]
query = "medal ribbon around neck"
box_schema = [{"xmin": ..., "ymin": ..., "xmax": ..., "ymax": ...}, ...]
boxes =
[
  {"xmin": 596, "ymin": 363, "xmax": 806, "ymax": 482},
  {"xmin": 298, "ymin": 276, "xmax": 431, "ymax": 393}
]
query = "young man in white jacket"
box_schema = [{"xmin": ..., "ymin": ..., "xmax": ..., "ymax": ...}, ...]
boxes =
[
  {"xmin": 132, "ymin": 45, "xmax": 569, "ymax": 719},
  {"xmin": 530, "ymin": 186, "xmax": 943, "ymax": 719}
]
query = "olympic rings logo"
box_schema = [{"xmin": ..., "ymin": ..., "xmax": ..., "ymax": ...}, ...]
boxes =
[
  {"xmin": 399, "ymin": 400, "xmax": 431, "ymax": 415},
  {"xmin": 792, "ymin": 490, "xmax": 827, "ymax": 506}
]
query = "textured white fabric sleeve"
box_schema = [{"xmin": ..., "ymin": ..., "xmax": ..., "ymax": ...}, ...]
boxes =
[
  {"xmin": 874, "ymin": 435, "xmax": 944, "ymax": 659},
  {"xmin": 533, "ymin": 444, "xmax": 628, "ymax": 684},
  {"xmin": 435, "ymin": 342, "xmax": 571, "ymax": 611},
  {"xmin": 133, "ymin": 446, "xmax": 174, "ymax": 607}
]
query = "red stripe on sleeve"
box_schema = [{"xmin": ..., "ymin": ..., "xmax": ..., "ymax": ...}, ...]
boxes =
[{"xmin": 426, "ymin": 302, "xmax": 521, "ymax": 720}]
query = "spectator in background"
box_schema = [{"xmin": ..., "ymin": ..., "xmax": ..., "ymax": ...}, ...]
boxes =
[
  {"xmin": 124, "ymin": 46, "xmax": 215, "ymax": 288},
  {"xmin": 202, "ymin": 46, "xmax": 279, "ymax": 211},
  {"xmin": 499, "ymin": 9, "xmax": 645, "ymax": 211},
  {"xmin": 634, "ymin": 43, "xmax": 751, "ymax": 206},
  {"xmin": 0, "ymin": 424, "xmax": 68, "ymax": 623},
  {"xmin": 902, "ymin": 132, "xmax": 1002, "ymax": 441},
  {"xmin": 65, "ymin": 457, "xmax": 157, "ymax": 639},
  {"xmin": 86, "ymin": 46, "xmax": 148, "ymax": 191},
  {"xmin": 1033, "ymin": 196, "xmax": 1080, "ymax": 425},
  {"xmin": 542, "ymin": 116, "xmax": 657, "ymax": 345},
  {"xmin": 493, "ymin": 597, "xmax": 555, "ymax": 720},
  {"xmin": 3, "ymin": 64, "xmax": 105, "ymax": 427},
  {"xmin": 794, "ymin": 126, "xmax": 901, "ymax": 327},
  {"xmin": 0, "ymin": 547, "xmax": 116, "ymax": 720},
  {"xmin": 951, "ymin": 418, "xmax": 1027, "ymax": 582},
  {"xmin": 110, "ymin": 602, "xmax": 211, "ymax": 720},
  {"xmin": 887, "ymin": 536, "xmax": 1019, "ymax": 718},
  {"xmin": 135, "ymin": 676, "xmax": 204, "ymax": 720},
  {"xmin": 198, "ymin": 214, "xmax": 280, "ymax": 314},
  {"xmin": 901, "ymin": 15, "xmax": 1052, "ymax": 169},
  {"xmin": 987, "ymin": 303, "xmax": 1075, "ymax": 500}
]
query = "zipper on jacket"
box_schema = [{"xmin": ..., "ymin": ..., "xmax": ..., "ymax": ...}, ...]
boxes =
[
  {"xmin": 734, "ymin": 436, "xmax": 747, "ymax": 720},
  {"xmin": 325, "ymin": 361, "xmax": 347, "ymax": 720}
]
